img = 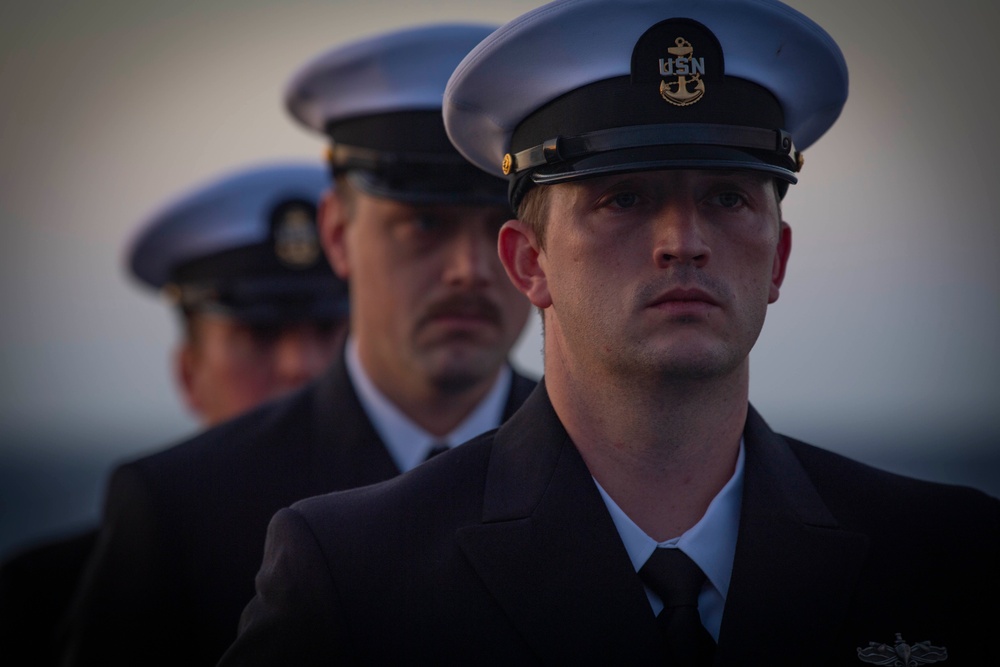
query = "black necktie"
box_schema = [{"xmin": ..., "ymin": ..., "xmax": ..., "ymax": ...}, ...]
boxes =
[
  {"xmin": 424, "ymin": 442, "xmax": 449, "ymax": 462},
  {"xmin": 638, "ymin": 548, "xmax": 717, "ymax": 666}
]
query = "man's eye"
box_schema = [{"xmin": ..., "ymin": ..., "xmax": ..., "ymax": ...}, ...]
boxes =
[
  {"xmin": 413, "ymin": 215, "xmax": 442, "ymax": 232},
  {"xmin": 609, "ymin": 192, "xmax": 639, "ymax": 209},
  {"xmin": 713, "ymin": 192, "xmax": 746, "ymax": 208}
]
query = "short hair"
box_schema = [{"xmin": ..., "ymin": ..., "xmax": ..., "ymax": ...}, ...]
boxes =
[{"xmin": 515, "ymin": 185, "xmax": 553, "ymax": 252}]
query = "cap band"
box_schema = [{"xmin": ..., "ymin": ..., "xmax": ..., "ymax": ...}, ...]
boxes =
[
  {"xmin": 329, "ymin": 143, "xmax": 475, "ymax": 171},
  {"xmin": 326, "ymin": 110, "xmax": 459, "ymax": 157},
  {"xmin": 325, "ymin": 109, "xmax": 509, "ymax": 206},
  {"xmin": 169, "ymin": 273, "xmax": 349, "ymax": 324}
]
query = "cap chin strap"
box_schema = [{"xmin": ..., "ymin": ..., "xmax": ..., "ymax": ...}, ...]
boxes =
[{"xmin": 506, "ymin": 123, "xmax": 799, "ymax": 175}]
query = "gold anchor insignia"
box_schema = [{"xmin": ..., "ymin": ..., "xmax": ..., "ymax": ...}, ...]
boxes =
[
  {"xmin": 274, "ymin": 205, "xmax": 320, "ymax": 268},
  {"xmin": 857, "ymin": 633, "xmax": 948, "ymax": 665},
  {"xmin": 659, "ymin": 37, "xmax": 705, "ymax": 106}
]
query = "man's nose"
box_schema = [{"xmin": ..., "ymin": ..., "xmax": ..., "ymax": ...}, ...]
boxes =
[
  {"xmin": 272, "ymin": 328, "xmax": 335, "ymax": 386},
  {"xmin": 442, "ymin": 224, "xmax": 496, "ymax": 287},
  {"xmin": 652, "ymin": 203, "xmax": 710, "ymax": 269}
]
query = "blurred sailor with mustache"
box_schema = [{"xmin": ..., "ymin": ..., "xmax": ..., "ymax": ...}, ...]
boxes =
[{"xmin": 59, "ymin": 23, "xmax": 535, "ymax": 667}]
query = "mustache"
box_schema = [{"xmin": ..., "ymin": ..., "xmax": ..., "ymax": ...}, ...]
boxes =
[{"xmin": 418, "ymin": 292, "xmax": 503, "ymax": 327}]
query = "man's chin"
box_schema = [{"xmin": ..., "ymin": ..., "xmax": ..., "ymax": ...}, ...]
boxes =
[
  {"xmin": 614, "ymin": 338, "xmax": 742, "ymax": 380},
  {"xmin": 421, "ymin": 345, "xmax": 502, "ymax": 392}
]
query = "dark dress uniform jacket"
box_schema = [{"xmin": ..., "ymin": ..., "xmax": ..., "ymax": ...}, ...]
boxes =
[
  {"xmin": 221, "ymin": 381, "xmax": 1000, "ymax": 666},
  {"xmin": 0, "ymin": 528, "xmax": 96, "ymax": 667},
  {"xmin": 59, "ymin": 353, "xmax": 537, "ymax": 666}
]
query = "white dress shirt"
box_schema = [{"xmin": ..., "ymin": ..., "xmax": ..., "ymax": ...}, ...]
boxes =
[{"xmin": 594, "ymin": 440, "xmax": 745, "ymax": 641}]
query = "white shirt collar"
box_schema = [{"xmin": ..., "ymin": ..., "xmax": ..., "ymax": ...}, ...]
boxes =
[
  {"xmin": 594, "ymin": 439, "xmax": 744, "ymax": 640},
  {"xmin": 344, "ymin": 335, "xmax": 512, "ymax": 473}
]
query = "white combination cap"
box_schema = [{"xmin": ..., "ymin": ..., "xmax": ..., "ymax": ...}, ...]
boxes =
[
  {"xmin": 127, "ymin": 162, "xmax": 348, "ymax": 323},
  {"xmin": 444, "ymin": 0, "xmax": 849, "ymax": 208}
]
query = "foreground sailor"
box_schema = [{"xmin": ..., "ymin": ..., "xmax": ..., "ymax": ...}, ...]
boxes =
[
  {"xmin": 60, "ymin": 24, "xmax": 533, "ymax": 666},
  {"xmin": 221, "ymin": 1, "xmax": 999, "ymax": 665}
]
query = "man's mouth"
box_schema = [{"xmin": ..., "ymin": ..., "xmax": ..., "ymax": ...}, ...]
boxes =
[
  {"xmin": 647, "ymin": 287, "xmax": 720, "ymax": 316},
  {"xmin": 420, "ymin": 293, "xmax": 502, "ymax": 330}
]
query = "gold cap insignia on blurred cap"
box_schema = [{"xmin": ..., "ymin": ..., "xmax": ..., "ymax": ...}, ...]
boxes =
[{"xmin": 274, "ymin": 204, "xmax": 320, "ymax": 268}]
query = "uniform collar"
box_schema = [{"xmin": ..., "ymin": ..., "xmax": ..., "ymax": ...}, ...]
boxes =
[{"xmin": 594, "ymin": 438, "xmax": 744, "ymax": 639}]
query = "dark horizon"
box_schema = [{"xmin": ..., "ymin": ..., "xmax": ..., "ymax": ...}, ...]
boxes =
[{"xmin": 4, "ymin": 422, "xmax": 998, "ymax": 561}]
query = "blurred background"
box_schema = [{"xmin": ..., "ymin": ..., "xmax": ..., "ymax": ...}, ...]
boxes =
[{"xmin": 2, "ymin": 0, "xmax": 998, "ymax": 559}]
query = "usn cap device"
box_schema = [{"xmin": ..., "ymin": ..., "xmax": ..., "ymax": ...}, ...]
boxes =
[
  {"xmin": 127, "ymin": 162, "xmax": 349, "ymax": 324},
  {"xmin": 284, "ymin": 23, "xmax": 509, "ymax": 207},
  {"xmin": 443, "ymin": 0, "xmax": 850, "ymax": 209}
]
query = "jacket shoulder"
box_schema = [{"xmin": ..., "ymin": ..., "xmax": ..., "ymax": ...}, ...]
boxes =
[
  {"xmin": 111, "ymin": 381, "xmax": 319, "ymax": 490},
  {"xmin": 783, "ymin": 435, "xmax": 1000, "ymax": 535},
  {"xmin": 292, "ymin": 429, "xmax": 497, "ymax": 537}
]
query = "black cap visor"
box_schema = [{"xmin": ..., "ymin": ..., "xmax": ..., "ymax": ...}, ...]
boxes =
[
  {"xmin": 170, "ymin": 242, "xmax": 349, "ymax": 325},
  {"xmin": 177, "ymin": 274, "xmax": 349, "ymax": 325},
  {"xmin": 329, "ymin": 110, "xmax": 510, "ymax": 207},
  {"xmin": 346, "ymin": 165, "xmax": 509, "ymax": 207},
  {"xmin": 530, "ymin": 143, "xmax": 797, "ymax": 185},
  {"xmin": 511, "ymin": 144, "xmax": 795, "ymax": 210}
]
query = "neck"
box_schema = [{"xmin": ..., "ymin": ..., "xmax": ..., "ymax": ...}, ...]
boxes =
[
  {"xmin": 353, "ymin": 340, "xmax": 500, "ymax": 437},
  {"xmin": 393, "ymin": 377, "xmax": 497, "ymax": 437},
  {"xmin": 545, "ymin": 347, "xmax": 747, "ymax": 542}
]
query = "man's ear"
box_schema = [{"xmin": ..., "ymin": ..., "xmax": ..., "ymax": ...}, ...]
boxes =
[
  {"xmin": 498, "ymin": 219, "xmax": 552, "ymax": 309},
  {"xmin": 317, "ymin": 188, "xmax": 350, "ymax": 280},
  {"xmin": 768, "ymin": 220, "xmax": 792, "ymax": 304}
]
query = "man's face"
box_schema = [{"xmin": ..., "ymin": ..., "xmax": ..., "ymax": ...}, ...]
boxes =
[
  {"xmin": 501, "ymin": 169, "xmax": 790, "ymax": 384},
  {"xmin": 177, "ymin": 315, "xmax": 345, "ymax": 425},
  {"xmin": 324, "ymin": 187, "xmax": 531, "ymax": 398}
]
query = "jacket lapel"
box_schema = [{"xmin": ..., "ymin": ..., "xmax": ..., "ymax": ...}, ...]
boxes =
[
  {"xmin": 458, "ymin": 383, "xmax": 662, "ymax": 664},
  {"xmin": 716, "ymin": 407, "xmax": 870, "ymax": 665},
  {"xmin": 308, "ymin": 351, "xmax": 538, "ymax": 489},
  {"xmin": 460, "ymin": 393, "xmax": 871, "ymax": 664},
  {"xmin": 308, "ymin": 351, "xmax": 400, "ymax": 487}
]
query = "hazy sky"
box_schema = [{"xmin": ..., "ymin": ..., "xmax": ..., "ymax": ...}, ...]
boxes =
[{"xmin": 1, "ymin": 0, "xmax": 998, "ymax": 550}]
